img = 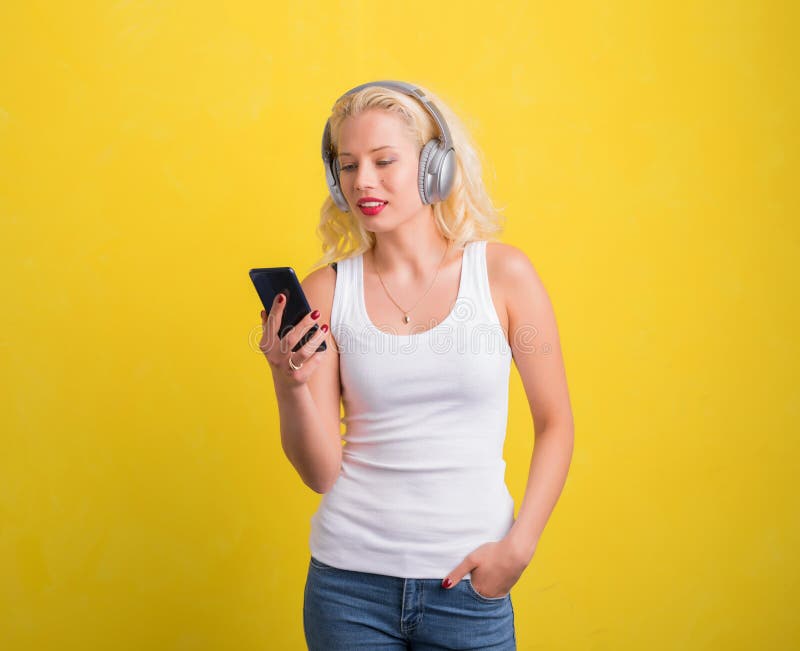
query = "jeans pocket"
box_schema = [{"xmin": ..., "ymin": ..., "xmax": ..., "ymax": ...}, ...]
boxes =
[{"xmin": 465, "ymin": 579, "xmax": 510, "ymax": 603}]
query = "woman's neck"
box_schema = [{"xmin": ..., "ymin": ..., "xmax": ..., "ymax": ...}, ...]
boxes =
[{"xmin": 367, "ymin": 236, "xmax": 456, "ymax": 280}]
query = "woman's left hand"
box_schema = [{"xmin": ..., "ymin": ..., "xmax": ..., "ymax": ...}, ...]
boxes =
[{"xmin": 442, "ymin": 538, "xmax": 533, "ymax": 598}]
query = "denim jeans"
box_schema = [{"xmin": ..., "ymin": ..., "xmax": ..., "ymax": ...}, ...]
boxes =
[{"xmin": 303, "ymin": 555, "xmax": 516, "ymax": 650}]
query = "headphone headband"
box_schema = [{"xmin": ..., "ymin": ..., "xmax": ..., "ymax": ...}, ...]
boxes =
[{"xmin": 320, "ymin": 80, "xmax": 453, "ymax": 161}]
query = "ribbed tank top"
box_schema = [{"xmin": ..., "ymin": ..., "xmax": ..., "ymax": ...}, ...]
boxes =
[{"xmin": 309, "ymin": 239, "xmax": 515, "ymax": 579}]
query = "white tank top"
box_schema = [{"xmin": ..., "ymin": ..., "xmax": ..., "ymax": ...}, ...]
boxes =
[{"xmin": 309, "ymin": 239, "xmax": 515, "ymax": 579}]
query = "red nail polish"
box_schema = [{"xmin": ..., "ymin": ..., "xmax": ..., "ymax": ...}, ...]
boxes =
[
  {"xmin": 277, "ymin": 293, "xmax": 285, "ymax": 303},
  {"xmin": 310, "ymin": 309, "xmax": 320, "ymax": 320},
  {"xmin": 321, "ymin": 324, "xmax": 329, "ymax": 333},
  {"xmin": 442, "ymin": 578, "xmax": 452, "ymax": 588}
]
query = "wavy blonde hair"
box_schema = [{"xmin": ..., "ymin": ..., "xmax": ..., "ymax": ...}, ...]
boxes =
[{"xmin": 309, "ymin": 81, "xmax": 507, "ymax": 273}]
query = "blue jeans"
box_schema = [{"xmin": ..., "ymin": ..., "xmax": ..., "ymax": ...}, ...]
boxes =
[{"xmin": 303, "ymin": 556, "xmax": 516, "ymax": 650}]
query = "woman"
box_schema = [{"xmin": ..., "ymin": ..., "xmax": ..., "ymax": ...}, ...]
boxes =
[{"xmin": 259, "ymin": 80, "xmax": 574, "ymax": 650}]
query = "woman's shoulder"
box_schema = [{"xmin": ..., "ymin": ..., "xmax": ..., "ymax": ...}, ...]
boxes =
[
  {"xmin": 306, "ymin": 250, "xmax": 364, "ymax": 286},
  {"xmin": 484, "ymin": 241, "xmax": 534, "ymax": 284},
  {"xmin": 481, "ymin": 241, "xmax": 531, "ymax": 337},
  {"xmin": 326, "ymin": 252, "xmax": 361, "ymax": 274},
  {"xmin": 484, "ymin": 240, "xmax": 547, "ymax": 308},
  {"xmin": 300, "ymin": 263, "xmax": 339, "ymax": 307},
  {"xmin": 484, "ymin": 240, "xmax": 553, "ymax": 325}
]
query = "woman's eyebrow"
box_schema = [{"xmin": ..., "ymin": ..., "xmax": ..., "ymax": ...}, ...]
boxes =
[{"xmin": 338, "ymin": 145, "xmax": 397, "ymax": 157}]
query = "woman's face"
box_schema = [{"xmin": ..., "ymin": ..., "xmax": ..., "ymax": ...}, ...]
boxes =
[{"xmin": 336, "ymin": 109, "xmax": 426, "ymax": 228}]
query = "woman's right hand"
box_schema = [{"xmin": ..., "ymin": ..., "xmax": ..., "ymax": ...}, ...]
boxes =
[{"xmin": 260, "ymin": 293, "xmax": 329, "ymax": 387}]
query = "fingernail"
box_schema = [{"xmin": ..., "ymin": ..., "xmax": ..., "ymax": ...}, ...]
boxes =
[
  {"xmin": 277, "ymin": 293, "xmax": 285, "ymax": 303},
  {"xmin": 442, "ymin": 578, "xmax": 452, "ymax": 589},
  {"xmin": 310, "ymin": 309, "xmax": 320, "ymax": 320},
  {"xmin": 321, "ymin": 324, "xmax": 329, "ymax": 333}
]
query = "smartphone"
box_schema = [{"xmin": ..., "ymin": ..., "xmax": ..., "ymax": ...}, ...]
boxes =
[{"xmin": 249, "ymin": 266, "xmax": 327, "ymax": 353}]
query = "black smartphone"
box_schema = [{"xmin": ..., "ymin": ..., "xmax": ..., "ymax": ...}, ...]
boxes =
[{"xmin": 249, "ymin": 266, "xmax": 327, "ymax": 353}]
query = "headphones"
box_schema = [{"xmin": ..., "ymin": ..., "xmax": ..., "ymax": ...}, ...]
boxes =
[{"xmin": 321, "ymin": 80, "xmax": 456, "ymax": 213}]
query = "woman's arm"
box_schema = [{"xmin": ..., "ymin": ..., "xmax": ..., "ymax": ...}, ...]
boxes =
[
  {"xmin": 440, "ymin": 243, "xmax": 574, "ymax": 596},
  {"xmin": 273, "ymin": 379, "xmax": 342, "ymax": 494},
  {"xmin": 499, "ymin": 244, "xmax": 575, "ymax": 559},
  {"xmin": 270, "ymin": 266, "xmax": 343, "ymax": 494}
]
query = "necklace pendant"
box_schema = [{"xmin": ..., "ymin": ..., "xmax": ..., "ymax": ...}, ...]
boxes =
[{"xmin": 402, "ymin": 314, "xmax": 410, "ymax": 324}]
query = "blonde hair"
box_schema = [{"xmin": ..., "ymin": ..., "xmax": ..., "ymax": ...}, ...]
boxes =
[{"xmin": 309, "ymin": 82, "xmax": 506, "ymax": 272}]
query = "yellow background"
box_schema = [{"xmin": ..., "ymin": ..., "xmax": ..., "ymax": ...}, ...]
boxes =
[{"xmin": 1, "ymin": 1, "xmax": 796, "ymax": 649}]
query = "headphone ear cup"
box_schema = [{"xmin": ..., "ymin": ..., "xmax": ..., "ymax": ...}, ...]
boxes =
[
  {"xmin": 418, "ymin": 140, "xmax": 456, "ymax": 205},
  {"xmin": 325, "ymin": 157, "xmax": 350, "ymax": 212},
  {"xmin": 417, "ymin": 139, "xmax": 439, "ymax": 205},
  {"xmin": 431, "ymin": 146, "xmax": 456, "ymax": 203}
]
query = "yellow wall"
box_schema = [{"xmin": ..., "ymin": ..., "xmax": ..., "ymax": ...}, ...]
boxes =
[{"xmin": 1, "ymin": 1, "xmax": 796, "ymax": 649}]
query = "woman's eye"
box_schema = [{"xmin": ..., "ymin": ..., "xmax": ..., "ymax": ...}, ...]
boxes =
[{"xmin": 339, "ymin": 160, "xmax": 394, "ymax": 172}]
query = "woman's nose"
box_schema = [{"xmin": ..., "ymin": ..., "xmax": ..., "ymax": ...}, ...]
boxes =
[{"xmin": 354, "ymin": 162, "xmax": 378, "ymax": 190}]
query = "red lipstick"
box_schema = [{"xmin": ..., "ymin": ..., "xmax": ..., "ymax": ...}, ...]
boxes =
[{"xmin": 357, "ymin": 196, "xmax": 388, "ymax": 216}]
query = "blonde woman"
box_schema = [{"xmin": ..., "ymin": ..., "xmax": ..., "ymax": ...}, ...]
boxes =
[{"xmin": 259, "ymin": 80, "xmax": 574, "ymax": 650}]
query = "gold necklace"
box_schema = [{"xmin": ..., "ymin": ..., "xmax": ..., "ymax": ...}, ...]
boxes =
[{"xmin": 373, "ymin": 240, "xmax": 451, "ymax": 324}]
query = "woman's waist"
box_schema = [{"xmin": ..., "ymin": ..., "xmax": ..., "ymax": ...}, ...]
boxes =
[
  {"xmin": 314, "ymin": 480, "xmax": 515, "ymax": 543},
  {"xmin": 328, "ymin": 462, "xmax": 513, "ymax": 511},
  {"xmin": 341, "ymin": 440, "xmax": 507, "ymax": 472}
]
